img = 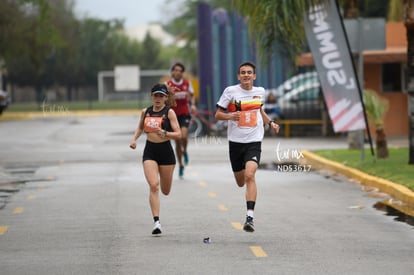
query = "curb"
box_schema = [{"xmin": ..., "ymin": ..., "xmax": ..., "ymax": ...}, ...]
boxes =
[{"xmin": 302, "ymin": 150, "xmax": 414, "ymax": 207}]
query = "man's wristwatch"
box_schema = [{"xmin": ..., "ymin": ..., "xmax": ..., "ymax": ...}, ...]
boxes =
[
  {"xmin": 162, "ymin": 130, "xmax": 167, "ymax": 137},
  {"xmin": 269, "ymin": 120, "xmax": 276, "ymax": 127}
]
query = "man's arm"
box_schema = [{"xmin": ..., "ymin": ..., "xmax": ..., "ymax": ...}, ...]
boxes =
[
  {"xmin": 215, "ymin": 106, "xmax": 240, "ymax": 121},
  {"xmin": 260, "ymin": 107, "xmax": 280, "ymax": 134}
]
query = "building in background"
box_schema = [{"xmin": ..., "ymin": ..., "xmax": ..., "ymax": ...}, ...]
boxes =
[{"xmin": 298, "ymin": 22, "xmax": 408, "ymax": 137}]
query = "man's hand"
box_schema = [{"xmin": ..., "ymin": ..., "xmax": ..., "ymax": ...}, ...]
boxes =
[
  {"xmin": 270, "ymin": 121, "xmax": 280, "ymax": 134},
  {"xmin": 167, "ymin": 84, "xmax": 179, "ymax": 95},
  {"xmin": 231, "ymin": 111, "xmax": 241, "ymax": 121}
]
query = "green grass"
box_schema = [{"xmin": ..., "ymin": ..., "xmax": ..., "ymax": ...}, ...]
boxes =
[
  {"xmin": 7, "ymin": 100, "xmax": 151, "ymax": 112},
  {"xmin": 313, "ymin": 147, "xmax": 414, "ymax": 191}
]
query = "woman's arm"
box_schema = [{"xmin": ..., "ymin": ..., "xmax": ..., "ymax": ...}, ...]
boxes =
[
  {"xmin": 129, "ymin": 109, "xmax": 146, "ymax": 149},
  {"xmin": 162, "ymin": 109, "xmax": 182, "ymax": 140}
]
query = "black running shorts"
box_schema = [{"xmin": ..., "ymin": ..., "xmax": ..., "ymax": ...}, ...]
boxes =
[
  {"xmin": 229, "ymin": 141, "xmax": 262, "ymax": 172},
  {"xmin": 177, "ymin": 115, "xmax": 191, "ymax": 128},
  {"xmin": 143, "ymin": 140, "xmax": 176, "ymax": 165}
]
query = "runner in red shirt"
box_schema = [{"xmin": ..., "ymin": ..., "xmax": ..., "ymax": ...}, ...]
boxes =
[{"xmin": 166, "ymin": 62, "xmax": 196, "ymax": 178}]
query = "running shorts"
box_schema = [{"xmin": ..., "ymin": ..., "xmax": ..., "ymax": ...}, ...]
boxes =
[
  {"xmin": 229, "ymin": 141, "xmax": 262, "ymax": 172},
  {"xmin": 143, "ymin": 140, "xmax": 176, "ymax": 165},
  {"xmin": 177, "ymin": 115, "xmax": 191, "ymax": 128}
]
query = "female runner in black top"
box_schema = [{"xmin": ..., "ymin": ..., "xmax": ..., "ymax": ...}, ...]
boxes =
[{"xmin": 130, "ymin": 83, "xmax": 181, "ymax": 235}]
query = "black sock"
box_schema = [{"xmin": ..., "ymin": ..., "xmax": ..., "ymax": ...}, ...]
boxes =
[
  {"xmin": 246, "ymin": 201, "xmax": 255, "ymax": 211},
  {"xmin": 153, "ymin": 216, "xmax": 159, "ymax": 222}
]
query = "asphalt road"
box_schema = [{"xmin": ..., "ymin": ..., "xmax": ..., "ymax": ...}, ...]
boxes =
[{"xmin": 0, "ymin": 114, "xmax": 413, "ymax": 275}]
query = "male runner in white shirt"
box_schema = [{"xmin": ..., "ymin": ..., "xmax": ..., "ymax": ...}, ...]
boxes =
[{"xmin": 215, "ymin": 61, "xmax": 280, "ymax": 232}]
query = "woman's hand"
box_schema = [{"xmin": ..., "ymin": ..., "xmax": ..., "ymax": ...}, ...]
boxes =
[
  {"xmin": 156, "ymin": 127, "xmax": 167, "ymax": 138},
  {"xmin": 129, "ymin": 140, "xmax": 137, "ymax": 149}
]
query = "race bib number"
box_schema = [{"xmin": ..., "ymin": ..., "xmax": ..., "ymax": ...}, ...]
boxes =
[
  {"xmin": 238, "ymin": 110, "xmax": 257, "ymax": 128},
  {"xmin": 144, "ymin": 117, "xmax": 163, "ymax": 133}
]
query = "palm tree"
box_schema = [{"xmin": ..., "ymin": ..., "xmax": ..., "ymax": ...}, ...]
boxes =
[
  {"xmin": 386, "ymin": 0, "xmax": 414, "ymax": 164},
  {"xmin": 340, "ymin": 0, "xmax": 365, "ymax": 151},
  {"xmin": 363, "ymin": 89, "xmax": 389, "ymax": 158},
  {"xmin": 402, "ymin": 0, "xmax": 414, "ymax": 164},
  {"xmin": 232, "ymin": 0, "xmax": 318, "ymax": 62}
]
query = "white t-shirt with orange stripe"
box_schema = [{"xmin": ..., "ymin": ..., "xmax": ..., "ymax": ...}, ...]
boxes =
[{"xmin": 216, "ymin": 84, "xmax": 265, "ymax": 143}]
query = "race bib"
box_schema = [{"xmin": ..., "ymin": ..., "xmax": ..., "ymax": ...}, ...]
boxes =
[
  {"xmin": 238, "ymin": 110, "xmax": 257, "ymax": 127},
  {"xmin": 144, "ymin": 117, "xmax": 163, "ymax": 133}
]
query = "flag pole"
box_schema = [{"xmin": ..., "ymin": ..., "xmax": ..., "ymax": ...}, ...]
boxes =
[{"xmin": 333, "ymin": 0, "xmax": 375, "ymax": 160}]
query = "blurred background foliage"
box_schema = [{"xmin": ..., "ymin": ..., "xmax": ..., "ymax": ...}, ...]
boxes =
[{"xmin": 0, "ymin": 0, "xmax": 397, "ymax": 97}]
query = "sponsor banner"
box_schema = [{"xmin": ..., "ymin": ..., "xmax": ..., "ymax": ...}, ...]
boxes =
[{"xmin": 303, "ymin": 0, "xmax": 366, "ymax": 132}]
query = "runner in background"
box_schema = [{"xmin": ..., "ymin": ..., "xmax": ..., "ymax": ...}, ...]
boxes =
[{"xmin": 166, "ymin": 62, "xmax": 197, "ymax": 178}]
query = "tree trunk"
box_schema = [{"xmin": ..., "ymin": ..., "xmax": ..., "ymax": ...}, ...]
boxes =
[
  {"xmin": 344, "ymin": 0, "xmax": 359, "ymax": 18},
  {"xmin": 404, "ymin": 0, "xmax": 414, "ymax": 164},
  {"xmin": 375, "ymin": 128, "xmax": 389, "ymax": 158},
  {"xmin": 342, "ymin": 0, "xmax": 364, "ymax": 150},
  {"xmin": 66, "ymin": 84, "xmax": 72, "ymax": 101},
  {"xmin": 35, "ymin": 84, "xmax": 44, "ymax": 105},
  {"xmin": 347, "ymin": 130, "xmax": 364, "ymax": 150}
]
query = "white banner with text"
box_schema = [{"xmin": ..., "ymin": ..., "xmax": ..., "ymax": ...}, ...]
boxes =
[{"xmin": 304, "ymin": 0, "xmax": 366, "ymax": 132}]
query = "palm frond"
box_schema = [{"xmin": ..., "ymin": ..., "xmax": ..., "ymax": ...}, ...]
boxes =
[
  {"xmin": 363, "ymin": 89, "xmax": 389, "ymax": 128},
  {"xmin": 387, "ymin": 0, "xmax": 403, "ymax": 21},
  {"xmin": 231, "ymin": 0, "xmax": 329, "ymax": 63}
]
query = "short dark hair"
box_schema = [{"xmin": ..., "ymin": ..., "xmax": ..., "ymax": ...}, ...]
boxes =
[
  {"xmin": 171, "ymin": 62, "xmax": 185, "ymax": 72},
  {"xmin": 238, "ymin": 61, "xmax": 256, "ymax": 74}
]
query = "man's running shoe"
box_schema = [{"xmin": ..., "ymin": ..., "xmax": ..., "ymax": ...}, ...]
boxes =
[
  {"xmin": 183, "ymin": 152, "xmax": 189, "ymax": 165},
  {"xmin": 179, "ymin": 165, "xmax": 184, "ymax": 178},
  {"xmin": 152, "ymin": 221, "xmax": 162, "ymax": 235},
  {"xmin": 243, "ymin": 216, "xmax": 254, "ymax": 232}
]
